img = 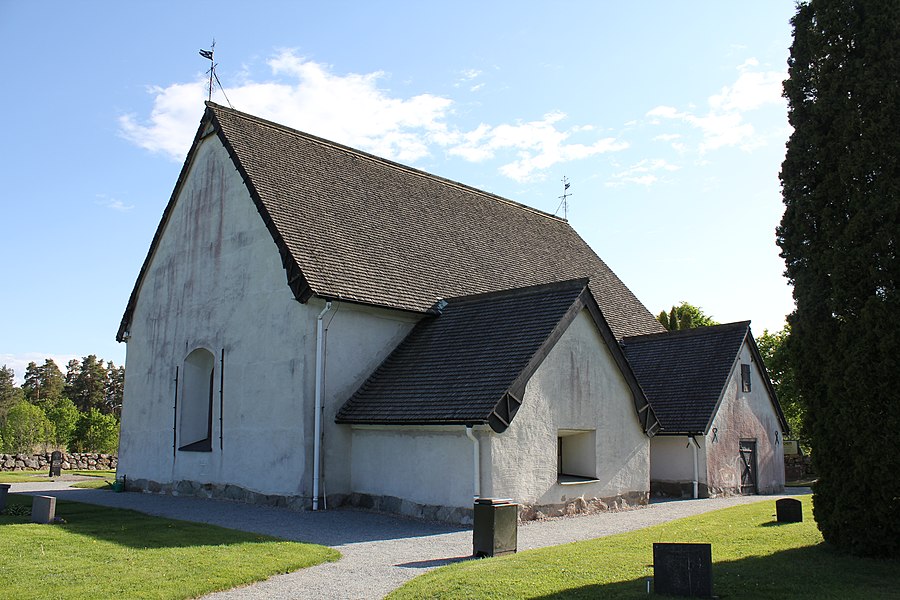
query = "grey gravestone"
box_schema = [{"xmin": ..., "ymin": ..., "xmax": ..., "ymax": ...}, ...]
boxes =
[
  {"xmin": 776, "ymin": 498, "xmax": 803, "ymax": 523},
  {"xmin": 653, "ymin": 542, "xmax": 713, "ymax": 598},
  {"xmin": 49, "ymin": 450, "xmax": 62, "ymax": 477},
  {"xmin": 31, "ymin": 495, "xmax": 56, "ymax": 524},
  {"xmin": 0, "ymin": 483, "xmax": 10, "ymax": 512}
]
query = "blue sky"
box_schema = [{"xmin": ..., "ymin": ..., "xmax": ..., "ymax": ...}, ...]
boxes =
[{"xmin": 0, "ymin": 1, "xmax": 797, "ymax": 382}]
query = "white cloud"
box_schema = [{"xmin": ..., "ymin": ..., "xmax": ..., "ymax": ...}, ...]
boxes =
[
  {"xmin": 96, "ymin": 195, "xmax": 134, "ymax": 212},
  {"xmin": 0, "ymin": 353, "xmax": 81, "ymax": 385},
  {"xmin": 646, "ymin": 59, "xmax": 786, "ymax": 153},
  {"xmin": 606, "ymin": 159, "xmax": 679, "ymax": 187},
  {"xmin": 459, "ymin": 68, "xmax": 482, "ymax": 81},
  {"xmin": 448, "ymin": 112, "xmax": 628, "ymax": 182},
  {"xmin": 119, "ymin": 50, "xmax": 627, "ymax": 182}
]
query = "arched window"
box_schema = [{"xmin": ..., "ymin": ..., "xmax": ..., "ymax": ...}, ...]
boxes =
[{"xmin": 179, "ymin": 348, "xmax": 214, "ymax": 452}]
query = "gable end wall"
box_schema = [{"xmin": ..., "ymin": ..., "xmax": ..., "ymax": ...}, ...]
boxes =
[
  {"xmin": 487, "ymin": 309, "xmax": 650, "ymax": 514},
  {"xmin": 118, "ymin": 133, "xmax": 319, "ymax": 496}
]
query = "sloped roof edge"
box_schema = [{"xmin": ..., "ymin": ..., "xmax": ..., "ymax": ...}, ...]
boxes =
[
  {"xmin": 336, "ymin": 279, "xmax": 660, "ymax": 435},
  {"xmin": 622, "ymin": 321, "xmax": 788, "ymax": 435},
  {"xmin": 699, "ymin": 325, "xmax": 789, "ymax": 435}
]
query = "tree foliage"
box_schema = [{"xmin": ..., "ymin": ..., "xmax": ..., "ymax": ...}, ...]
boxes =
[
  {"xmin": 0, "ymin": 365, "xmax": 22, "ymax": 419},
  {"xmin": 46, "ymin": 397, "xmax": 81, "ymax": 448},
  {"xmin": 73, "ymin": 409, "xmax": 119, "ymax": 454},
  {"xmin": 778, "ymin": 0, "xmax": 900, "ymax": 557},
  {"xmin": 0, "ymin": 401, "xmax": 55, "ymax": 454},
  {"xmin": 756, "ymin": 326, "xmax": 807, "ymax": 451},
  {"xmin": 657, "ymin": 301, "xmax": 719, "ymax": 331},
  {"xmin": 0, "ymin": 356, "xmax": 125, "ymax": 453},
  {"xmin": 23, "ymin": 359, "xmax": 65, "ymax": 409},
  {"xmin": 66, "ymin": 355, "xmax": 104, "ymax": 412}
]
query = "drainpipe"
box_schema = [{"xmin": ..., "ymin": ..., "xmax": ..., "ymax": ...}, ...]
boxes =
[
  {"xmin": 312, "ymin": 301, "xmax": 332, "ymax": 511},
  {"xmin": 689, "ymin": 435, "xmax": 700, "ymax": 499},
  {"xmin": 466, "ymin": 426, "xmax": 480, "ymax": 499}
]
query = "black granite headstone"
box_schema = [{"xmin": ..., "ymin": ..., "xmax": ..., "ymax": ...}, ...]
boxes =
[
  {"xmin": 48, "ymin": 451, "xmax": 62, "ymax": 478},
  {"xmin": 653, "ymin": 542, "xmax": 713, "ymax": 598},
  {"xmin": 776, "ymin": 498, "xmax": 803, "ymax": 523}
]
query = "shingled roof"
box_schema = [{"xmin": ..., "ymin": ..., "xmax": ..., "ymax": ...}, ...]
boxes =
[
  {"xmin": 621, "ymin": 322, "xmax": 786, "ymax": 434},
  {"xmin": 117, "ymin": 103, "xmax": 664, "ymax": 342},
  {"xmin": 337, "ymin": 279, "xmax": 659, "ymax": 434}
]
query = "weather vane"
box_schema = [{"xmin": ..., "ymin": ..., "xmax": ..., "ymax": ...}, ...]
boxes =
[
  {"xmin": 555, "ymin": 176, "xmax": 573, "ymax": 220},
  {"xmin": 199, "ymin": 40, "xmax": 233, "ymax": 108}
]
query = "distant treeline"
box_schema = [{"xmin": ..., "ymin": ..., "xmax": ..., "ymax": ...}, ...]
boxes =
[{"xmin": 0, "ymin": 356, "xmax": 122, "ymax": 454}]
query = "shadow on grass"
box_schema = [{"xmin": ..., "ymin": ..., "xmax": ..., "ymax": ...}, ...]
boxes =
[
  {"xmin": 1, "ymin": 494, "xmax": 286, "ymax": 549},
  {"xmin": 531, "ymin": 544, "xmax": 900, "ymax": 599},
  {"xmin": 7, "ymin": 488, "xmax": 469, "ymax": 546}
]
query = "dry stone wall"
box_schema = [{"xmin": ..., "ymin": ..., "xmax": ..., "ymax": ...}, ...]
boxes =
[{"xmin": 0, "ymin": 452, "xmax": 117, "ymax": 471}]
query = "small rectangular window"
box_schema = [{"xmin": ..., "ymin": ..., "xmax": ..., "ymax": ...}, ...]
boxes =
[
  {"xmin": 557, "ymin": 429, "xmax": 597, "ymax": 483},
  {"xmin": 741, "ymin": 363, "xmax": 751, "ymax": 393}
]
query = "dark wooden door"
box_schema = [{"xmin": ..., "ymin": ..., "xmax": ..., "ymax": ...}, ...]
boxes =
[{"xmin": 739, "ymin": 440, "xmax": 758, "ymax": 495}]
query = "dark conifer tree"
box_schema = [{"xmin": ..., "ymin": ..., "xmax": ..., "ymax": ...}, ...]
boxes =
[{"xmin": 778, "ymin": 0, "xmax": 900, "ymax": 556}]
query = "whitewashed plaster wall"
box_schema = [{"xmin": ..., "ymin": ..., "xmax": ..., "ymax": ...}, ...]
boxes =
[
  {"xmin": 485, "ymin": 309, "xmax": 650, "ymax": 505},
  {"xmin": 317, "ymin": 300, "xmax": 420, "ymax": 494},
  {"xmin": 650, "ymin": 435, "xmax": 708, "ymax": 487},
  {"xmin": 118, "ymin": 132, "xmax": 418, "ymax": 499},
  {"xmin": 705, "ymin": 341, "xmax": 785, "ymax": 494},
  {"xmin": 349, "ymin": 426, "xmax": 477, "ymax": 508},
  {"xmin": 119, "ymin": 133, "xmax": 315, "ymax": 495}
]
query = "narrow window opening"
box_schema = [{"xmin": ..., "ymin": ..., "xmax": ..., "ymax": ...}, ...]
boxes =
[
  {"xmin": 557, "ymin": 429, "xmax": 598, "ymax": 484},
  {"xmin": 741, "ymin": 363, "xmax": 751, "ymax": 393},
  {"xmin": 178, "ymin": 348, "xmax": 214, "ymax": 452}
]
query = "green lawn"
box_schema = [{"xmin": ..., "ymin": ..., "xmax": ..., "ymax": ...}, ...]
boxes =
[
  {"xmin": 0, "ymin": 469, "xmax": 117, "ymax": 484},
  {"xmin": 390, "ymin": 497, "xmax": 900, "ymax": 599},
  {"xmin": 0, "ymin": 494, "xmax": 339, "ymax": 599},
  {"xmin": 70, "ymin": 478, "xmax": 115, "ymax": 489}
]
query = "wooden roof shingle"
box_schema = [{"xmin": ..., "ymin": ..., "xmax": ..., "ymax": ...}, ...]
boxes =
[
  {"xmin": 337, "ymin": 279, "xmax": 659, "ymax": 433},
  {"xmin": 621, "ymin": 321, "xmax": 787, "ymax": 434},
  {"xmin": 117, "ymin": 103, "xmax": 664, "ymax": 342}
]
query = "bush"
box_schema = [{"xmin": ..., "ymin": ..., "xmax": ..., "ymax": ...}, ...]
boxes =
[
  {"xmin": 0, "ymin": 401, "xmax": 55, "ymax": 453},
  {"xmin": 73, "ymin": 408, "xmax": 119, "ymax": 454},
  {"xmin": 46, "ymin": 397, "xmax": 80, "ymax": 449}
]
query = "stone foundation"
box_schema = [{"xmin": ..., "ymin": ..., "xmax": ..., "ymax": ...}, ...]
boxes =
[
  {"xmin": 122, "ymin": 478, "xmax": 653, "ymax": 525},
  {"xmin": 123, "ymin": 478, "xmax": 475, "ymax": 524},
  {"xmin": 519, "ymin": 491, "xmax": 649, "ymax": 521},
  {"xmin": 0, "ymin": 452, "xmax": 117, "ymax": 472},
  {"xmin": 345, "ymin": 492, "xmax": 474, "ymax": 524}
]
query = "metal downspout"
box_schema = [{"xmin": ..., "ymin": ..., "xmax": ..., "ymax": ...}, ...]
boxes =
[
  {"xmin": 690, "ymin": 435, "xmax": 700, "ymax": 499},
  {"xmin": 312, "ymin": 301, "xmax": 332, "ymax": 511},
  {"xmin": 466, "ymin": 426, "xmax": 480, "ymax": 499}
]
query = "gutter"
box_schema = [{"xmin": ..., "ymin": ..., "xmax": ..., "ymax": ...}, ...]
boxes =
[
  {"xmin": 312, "ymin": 301, "xmax": 332, "ymax": 511},
  {"xmin": 466, "ymin": 426, "xmax": 481, "ymax": 499}
]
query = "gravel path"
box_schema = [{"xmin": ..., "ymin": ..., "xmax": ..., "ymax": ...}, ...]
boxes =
[{"xmin": 10, "ymin": 482, "xmax": 811, "ymax": 599}]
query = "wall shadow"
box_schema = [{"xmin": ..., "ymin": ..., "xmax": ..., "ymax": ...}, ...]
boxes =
[
  {"xmin": 1, "ymin": 493, "xmax": 305, "ymax": 550},
  {"xmin": 531, "ymin": 544, "xmax": 900, "ymax": 599},
  {"xmin": 6, "ymin": 488, "xmax": 470, "ymax": 546}
]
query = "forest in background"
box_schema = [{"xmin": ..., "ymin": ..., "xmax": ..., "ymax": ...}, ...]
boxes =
[{"xmin": 0, "ymin": 356, "xmax": 121, "ymax": 454}]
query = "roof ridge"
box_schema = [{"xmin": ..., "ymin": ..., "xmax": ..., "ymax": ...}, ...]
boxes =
[
  {"xmin": 441, "ymin": 277, "xmax": 589, "ymax": 306},
  {"xmin": 621, "ymin": 320, "xmax": 750, "ymax": 343},
  {"xmin": 205, "ymin": 101, "xmax": 567, "ymax": 223}
]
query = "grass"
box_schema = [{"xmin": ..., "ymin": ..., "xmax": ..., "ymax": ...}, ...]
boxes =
[
  {"xmin": 0, "ymin": 494, "xmax": 339, "ymax": 599},
  {"xmin": 70, "ymin": 478, "xmax": 114, "ymax": 489},
  {"xmin": 390, "ymin": 497, "xmax": 900, "ymax": 599},
  {"xmin": 0, "ymin": 469, "xmax": 116, "ymax": 483}
]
